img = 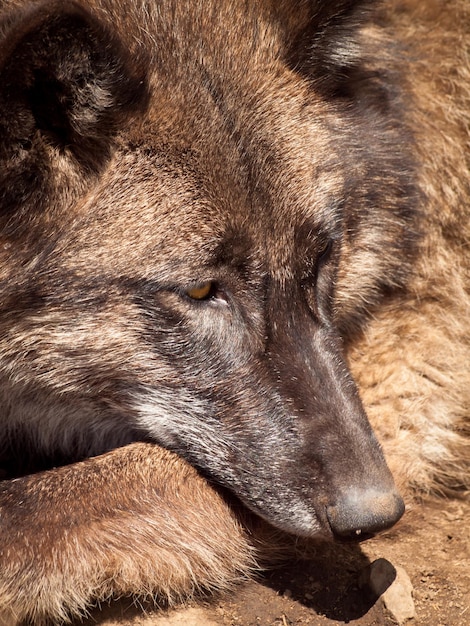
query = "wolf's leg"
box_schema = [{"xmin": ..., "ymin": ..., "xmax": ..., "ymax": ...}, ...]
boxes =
[{"xmin": 0, "ymin": 443, "xmax": 256, "ymax": 625}]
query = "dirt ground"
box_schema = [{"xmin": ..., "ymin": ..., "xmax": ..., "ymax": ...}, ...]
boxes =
[{"xmin": 77, "ymin": 496, "xmax": 469, "ymax": 626}]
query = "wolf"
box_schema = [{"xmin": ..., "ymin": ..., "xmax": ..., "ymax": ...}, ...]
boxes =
[{"xmin": 0, "ymin": 0, "xmax": 468, "ymax": 623}]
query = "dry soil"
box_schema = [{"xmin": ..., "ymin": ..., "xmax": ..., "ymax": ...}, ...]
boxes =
[{"xmin": 77, "ymin": 496, "xmax": 469, "ymax": 626}]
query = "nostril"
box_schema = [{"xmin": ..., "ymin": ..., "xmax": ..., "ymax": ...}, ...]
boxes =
[{"xmin": 327, "ymin": 489, "xmax": 405, "ymax": 541}]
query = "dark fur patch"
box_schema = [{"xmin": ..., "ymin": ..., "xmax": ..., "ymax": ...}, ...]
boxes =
[{"xmin": 0, "ymin": 0, "xmax": 148, "ymax": 237}]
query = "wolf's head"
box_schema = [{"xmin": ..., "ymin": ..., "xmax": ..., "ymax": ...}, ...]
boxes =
[{"xmin": 0, "ymin": 0, "xmax": 417, "ymax": 538}]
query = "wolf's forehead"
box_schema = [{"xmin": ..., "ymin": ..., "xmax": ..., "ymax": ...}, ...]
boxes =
[
  {"xmin": 76, "ymin": 143, "xmax": 340, "ymax": 283},
  {"xmin": 82, "ymin": 5, "xmax": 346, "ymax": 273},
  {"xmin": 73, "ymin": 46, "xmax": 345, "ymax": 278}
]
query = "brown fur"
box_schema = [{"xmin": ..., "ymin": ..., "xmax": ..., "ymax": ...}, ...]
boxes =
[
  {"xmin": 348, "ymin": 0, "xmax": 470, "ymax": 495},
  {"xmin": 0, "ymin": 0, "xmax": 468, "ymax": 623},
  {"xmin": 0, "ymin": 444, "xmax": 257, "ymax": 624}
]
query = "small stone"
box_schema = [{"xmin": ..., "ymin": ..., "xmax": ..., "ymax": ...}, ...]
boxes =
[
  {"xmin": 362, "ymin": 558, "xmax": 397, "ymax": 597},
  {"xmin": 382, "ymin": 565, "xmax": 416, "ymax": 624}
]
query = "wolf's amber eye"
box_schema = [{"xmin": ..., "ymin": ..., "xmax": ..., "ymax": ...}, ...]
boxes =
[{"xmin": 185, "ymin": 282, "xmax": 213, "ymax": 300}]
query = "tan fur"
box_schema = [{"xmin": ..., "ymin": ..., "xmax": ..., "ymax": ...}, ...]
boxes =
[
  {"xmin": 349, "ymin": 0, "xmax": 470, "ymax": 496},
  {"xmin": 0, "ymin": 444, "xmax": 257, "ymax": 625}
]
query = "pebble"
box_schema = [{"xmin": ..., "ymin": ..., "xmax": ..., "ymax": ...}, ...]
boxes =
[
  {"xmin": 360, "ymin": 559, "xmax": 415, "ymax": 624},
  {"xmin": 381, "ymin": 565, "xmax": 416, "ymax": 624},
  {"xmin": 362, "ymin": 558, "xmax": 397, "ymax": 597}
]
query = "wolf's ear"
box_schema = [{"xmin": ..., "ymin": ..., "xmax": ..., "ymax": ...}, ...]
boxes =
[
  {"xmin": 285, "ymin": 0, "xmax": 376, "ymax": 94},
  {"xmin": 0, "ymin": 1, "xmax": 148, "ymax": 229}
]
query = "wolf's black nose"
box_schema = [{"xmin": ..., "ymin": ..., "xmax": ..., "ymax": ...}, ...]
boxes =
[{"xmin": 326, "ymin": 489, "xmax": 405, "ymax": 540}]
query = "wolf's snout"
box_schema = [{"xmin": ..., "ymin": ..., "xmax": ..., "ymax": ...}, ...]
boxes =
[{"xmin": 326, "ymin": 488, "xmax": 405, "ymax": 540}]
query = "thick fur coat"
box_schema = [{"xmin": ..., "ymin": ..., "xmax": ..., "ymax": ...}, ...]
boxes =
[{"xmin": 0, "ymin": 0, "xmax": 468, "ymax": 623}]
